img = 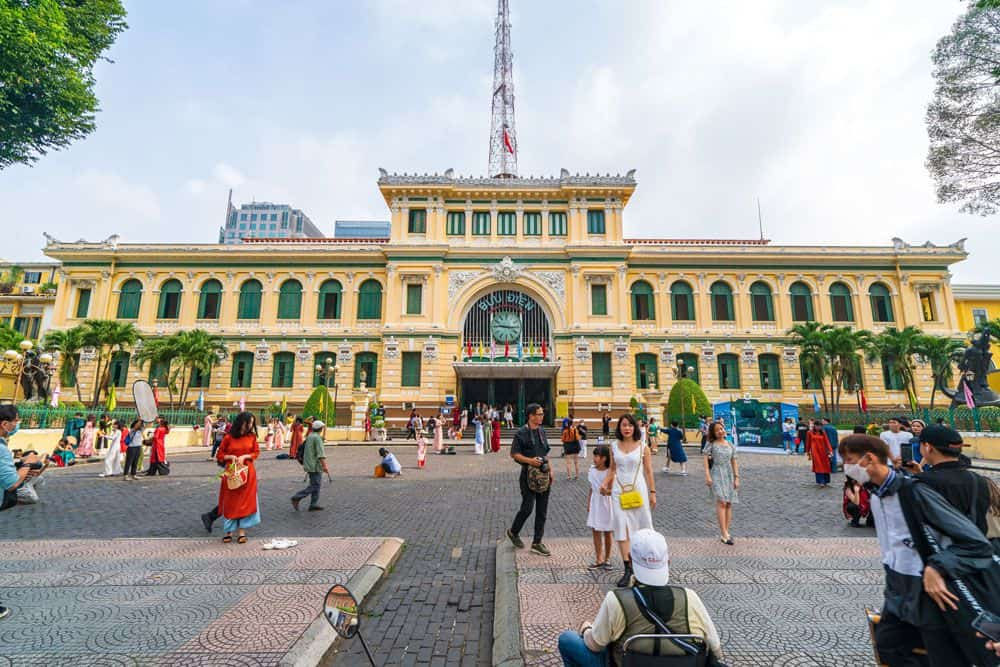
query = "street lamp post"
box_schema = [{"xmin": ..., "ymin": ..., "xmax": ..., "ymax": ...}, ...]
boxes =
[
  {"xmin": 674, "ymin": 361, "xmax": 695, "ymax": 442},
  {"xmin": 3, "ymin": 340, "xmax": 36, "ymax": 403},
  {"xmin": 315, "ymin": 357, "xmax": 339, "ymax": 426}
]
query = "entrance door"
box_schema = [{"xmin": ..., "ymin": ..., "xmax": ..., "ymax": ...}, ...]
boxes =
[
  {"xmin": 524, "ymin": 378, "xmax": 553, "ymax": 427},
  {"xmin": 459, "ymin": 377, "xmax": 553, "ymax": 426}
]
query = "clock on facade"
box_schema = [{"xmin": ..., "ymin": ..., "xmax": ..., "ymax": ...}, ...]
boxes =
[{"xmin": 491, "ymin": 311, "xmax": 522, "ymax": 343}]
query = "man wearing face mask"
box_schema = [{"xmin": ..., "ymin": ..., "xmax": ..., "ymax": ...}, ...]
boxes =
[
  {"xmin": 840, "ymin": 434, "xmax": 999, "ymax": 666},
  {"xmin": 0, "ymin": 404, "xmax": 40, "ymax": 619}
]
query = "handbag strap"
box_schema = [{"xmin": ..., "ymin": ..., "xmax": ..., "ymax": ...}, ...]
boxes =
[
  {"xmin": 630, "ymin": 587, "xmax": 700, "ymax": 656},
  {"xmin": 616, "ymin": 444, "xmax": 643, "ymax": 492}
]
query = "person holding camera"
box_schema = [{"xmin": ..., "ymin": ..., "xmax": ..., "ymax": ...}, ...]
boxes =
[
  {"xmin": 507, "ymin": 403, "xmax": 553, "ymax": 557},
  {"xmin": 0, "ymin": 405, "xmax": 41, "ymax": 618}
]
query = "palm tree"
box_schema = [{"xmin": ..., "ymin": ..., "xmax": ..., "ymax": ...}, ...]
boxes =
[
  {"xmin": 172, "ymin": 329, "xmax": 227, "ymax": 405},
  {"xmin": 42, "ymin": 326, "xmax": 87, "ymax": 403},
  {"xmin": 81, "ymin": 319, "xmax": 141, "ymax": 408},
  {"xmin": 866, "ymin": 326, "xmax": 923, "ymax": 410},
  {"xmin": 0, "ymin": 322, "xmax": 24, "ymax": 352},
  {"xmin": 914, "ymin": 334, "xmax": 965, "ymax": 409},
  {"xmin": 788, "ymin": 322, "xmax": 832, "ymax": 414},
  {"xmin": 134, "ymin": 336, "xmax": 179, "ymax": 408},
  {"xmin": 825, "ymin": 326, "xmax": 872, "ymax": 418}
]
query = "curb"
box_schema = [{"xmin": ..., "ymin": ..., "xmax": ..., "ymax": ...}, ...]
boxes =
[
  {"xmin": 492, "ymin": 540, "xmax": 525, "ymax": 667},
  {"xmin": 280, "ymin": 536, "xmax": 405, "ymax": 667}
]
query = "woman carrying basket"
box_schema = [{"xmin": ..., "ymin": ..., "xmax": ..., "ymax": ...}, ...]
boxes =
[{"xmin": 216, "ymin": 412, "xmax": 261, "ymax": 544}]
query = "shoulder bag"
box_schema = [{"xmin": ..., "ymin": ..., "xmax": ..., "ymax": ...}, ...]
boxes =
[
  {"xmin": 525, "ymin": 429, "xmax": 551, "ymax": 494},
  {"xmin": 617, "ymin": 448, "xmax": 645, "ymax": 510}
]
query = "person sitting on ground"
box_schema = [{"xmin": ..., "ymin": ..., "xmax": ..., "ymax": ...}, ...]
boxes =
[
  {"xmin": 842, "ymin": 476, "xmax": 871, "ymax": 528},
  {"xmin": 557, "ymin": 528, "xmax": 724, "ymax": 667},
  {"xmin": 378, "ymin": 447, "xmax": 402, "ymax": 477},
  {"xmin": 52, "ymin": 437, "xmax": 76, "ymax": 467}
]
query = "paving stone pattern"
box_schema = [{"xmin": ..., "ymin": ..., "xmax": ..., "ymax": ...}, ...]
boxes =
[
  {"xmin": 4, "ymin": 445, "xmax": 885, "ymax": 665},
  {"xmin": 516, "ymin": 537, "xmax": 883, "ymax": 666},
  {"xmin": 0, "ymin": 537, "xmax": 384, "ymax": 666}
]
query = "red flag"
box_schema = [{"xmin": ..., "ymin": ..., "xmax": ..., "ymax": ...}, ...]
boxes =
[
  {"xmin": 503, "ymin": 128, "xmax": 514, "ymax": 154},
  {"xmin": 504, "ymin": 340, "xmax": 509, "ymax": 358},
  {"xmin": 541, "ymin": 339, "xmax": 548, "ymax": 359},
  {"xmin": 466, "ymin": 338, "xmax": 472, "ymax": 359},
  {"xmin": 153, "ymin": 385, "xmax": 160, "ymax": 407},
  {"xmin": 859, "ymin": 389, "xmax": 868, "ymax": 413}
]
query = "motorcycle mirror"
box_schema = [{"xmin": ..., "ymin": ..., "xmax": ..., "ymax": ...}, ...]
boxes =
[
  {"xmin": 324, "ymin": 584, "xmax": 360, "ymax": 639},
  {"xmin": 132, "ymin": 380, "xmax": 158, "ymax": 422}
]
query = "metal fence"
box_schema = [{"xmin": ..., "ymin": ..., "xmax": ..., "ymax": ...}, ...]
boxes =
[
  {"xmin": 818, "ymin": 407, "xmax": 1000, "ymax": 433},
  {"xmin": 12, "ymin": 404, "xmax": 284, "ymax": 430}
]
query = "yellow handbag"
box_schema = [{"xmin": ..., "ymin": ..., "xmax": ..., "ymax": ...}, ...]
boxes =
[{"xmin": 617, "ymin": 450, "xmax": 644, "ymax": 510}]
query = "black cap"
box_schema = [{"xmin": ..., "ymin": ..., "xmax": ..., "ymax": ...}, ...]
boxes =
[{"xmin": 919, "ymin": 424, "xmax": 964, "ymax": 452}]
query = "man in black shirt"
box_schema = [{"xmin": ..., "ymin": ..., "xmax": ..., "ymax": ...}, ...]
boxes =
[
  {"xmin": 912, "ymin": 424, "xmax": 992, "ymax": 534},
  {"xmin": 507, "ymin": 403, "xmax": 554, "ymax": 556}
]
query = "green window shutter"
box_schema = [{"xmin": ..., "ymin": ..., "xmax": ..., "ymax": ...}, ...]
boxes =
[
  {"xmin": 318, "ymin": 280, "xmax": 342, "ymax": 319},
  {"xmin": 357, "ymin": 280, "xmax": 382, "ymax": 320},
  {"xmin": 523, "ymin": 212, "xmax": 541, "ymax": 235},
  {"xmin": 635, "ymin": 353, "xmax": 658, "ymax": 389},
  {"xmin": 869, "ymin": 284, "xmax": 894, "ymax": 322},
  {"xmin": 800, "ymin": 360, "xmax": 822, "ymax": 390},
  {"xmin": 472, "ymin": 211, "xmax": 491, "ymax": 235},
  {"xmin": 277, "ymin": 281, "xmax": 302, "ymax": 320},
  {"xmin": 549, "ymin": 211, "xmax": 567, "ymax": 236},
  {"xmin": 830, "ymin": 283, "xmax": 854, "ymax": 321},
  {"xmin": 401, "ymin": 352, "xmax": 421, "ymax": 387},
  {"xmin": 408, "ymin": 209, "xmax": 427, "ymax": 233},
  {"xmin": 592, "ymin": 353, "xmax": 612, "ymax": 387},
  {"xmin": 749, "ymin": 282, "xmax": 774, "ymax": 321},
  {"xmin": 190, "ymin": 366, "xmax": 209, "ymax": 388},
  {"xmin": 710, "ymin": 283, "xmax": 734, "ymax": 321},
  {"xmin": 231, "ymin": 352, "xmax": 254, "ymax": 388},
  {"xmin": 671, "ymin": 282, "xmax": 695, "ymax": 320},
  {"xmin": 446, "ymin": 211, "xmax": 466, "ymax": 235},
  {"xmin": 882, "ymin": 360, "xmax": 904, "ymax": 390},
  {"xmin": 354, "ymin": 352, "xmax": 378, "ymax": 388},
  {"xmin": 406, "ymin": 284, "xmax": 422, "ymax": 315},
  {"xmin": 759, "ymin": 354, "xmax": 781, "ymax": 389},
  {"xmin": 110, "ymin": 352, "xmax": 130, "ymax": 387},
  {"xmin": 630, "ymin": 281, "xmax": 655, "ymax": 320},
  {"xmin": 789, "ymin": 283, "xmax": 814, "ymax": 321},
  {"xmin": 65, "ymin": 353, "xmax": 80, "ymax": 388},
  {"xmin": 238, "ymin": 280, "xmax": 262, "ymax": 319},
  {"xmin": 587, "ymin": 210, "xmax": 606, "ymax": 234},
  {"xmin": 198, "ymin": 280, "xmax": 223, "ymax": 319},
  {"xmin": 157, "ymin": 280, "xmax": 182, "ymax": 319},
  {"xmin": 678, "ymin": 354, "xmax": 699, "ymax": 383},
  {"xmin": 272, "ymin": 352, "xmax": 295, "ymax": 387},
  {"xmin": 313, "ymin": 353, "xmax": 338, "ymax": 386},
  {"xmin": 498, "ymin": 212, "xmax": 516, "ymax": 235},
  {"xmin": 117, "ymin": 280, "xmax": 142, "ymax": 319},
  {"xmin": 718, "ymin": 354, "xmax": 740, "ymax": 389},
  {"xmin": 76, "ymin": 289, "xmax": 91, "ymax": 318},
  {"xmin": 591, "ymin": 284, "xmax": 608, "ymax": 316}
]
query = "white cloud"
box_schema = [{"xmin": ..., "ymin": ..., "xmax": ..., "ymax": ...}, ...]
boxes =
[{"xmin": 77, "ymin": 169, "xmax": 161, "ymax": 221}]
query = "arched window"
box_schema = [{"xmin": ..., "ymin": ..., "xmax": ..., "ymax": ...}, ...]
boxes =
[
  {"xmin": 357, "ymin": 280, "xmax": 382, "ymax": 320},
  {"xmin": 237, "ymin": 279, "xmax": 263, "ymax": 320},
  {"xmin": 354, "ymin": 352, "xmax": 377, "ymax": 388},
  {"xmin": 758, "ymin": 353, "xmax": 781, "ymax": 389},
  {"xmin": 677, "ymin": 353, "xmax": 699, "ymax": 383},
  {"xmin": 717, "ymin": 353, "xmax": 740, "ymax": 389},
  {"xmin": 749, "ymin": 281, "xmax": 774, "ymax": 321},
  {"xmin": 829, "ymin": 282, "xmax": 854, "ymax": 322},
  {"xmin": 869, "ymin": 283, "xmax": 895, "ymax": 323},
  {"xmin": 230, "ymin": 351, "xmax": 254, "ymax": 388},
  {"xmin": 117, "ymin": 279, "xmax": 143, "ymax": 319},
  {"xmin": 109, "ymin": 351, "xmax": 130, "ymax": 388},
  {"xmin": 670, "ymin": 281, "xmax": 695, "ymax": 321},
  {"xmin": 710, "ymin": 281, "xmax": 734, "ymax": 321},
  {"xmin": 789, "ymin": 282, "xmax": 814, "ymax": 321},
  {"xmin": 277, "ymin": 279, "xmax": 302, "ymax": 320},
  {"xmin": 635, "ymin": 353, "xmax": 658, "ymax": 389},
  {"xmin": 157, "ymin": 279, "xmax": 182, "ymax": 320},
  {"xmin": 317, "ymin": 280, "xmax": 342, "ymax": 320},
  {"xmin": 630, "ymin": 280, "xmax": 655, "ymax": 321},
  {"xmin": 272, "ymin": 352, "xmax": 295, "ymax": 387},
  {"xmin": 198, "ymin": 279, "xmax": 223, "ymax": 319},
  {"xmin": 149, "ymin": 359, "xmax": 171, "ymax": 386}
]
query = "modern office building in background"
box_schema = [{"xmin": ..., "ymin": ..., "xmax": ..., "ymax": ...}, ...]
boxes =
[
  {"xmin": 219, "ymin": 193, "xmax": 325, "ymax": 244},
  {"xmin": 334, "ymin": 220, "xmax": 391, "ymax": 238}
]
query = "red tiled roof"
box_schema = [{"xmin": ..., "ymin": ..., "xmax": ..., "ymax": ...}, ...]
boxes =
[
  {"xmin": 625, "ymin": 238, "xmax": 771, "ymax": 246},
  {"xmin": 242, "ymin": 237, "xmax": 388, "ymax": 244}
]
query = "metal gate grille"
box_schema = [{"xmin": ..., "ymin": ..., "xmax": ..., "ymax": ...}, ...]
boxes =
[{"xmin": 461, "ymin": 289, "xmax": 551, "ymax": 357}]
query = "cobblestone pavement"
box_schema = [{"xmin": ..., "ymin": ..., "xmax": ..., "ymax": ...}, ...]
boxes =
[
  {"xmin": 0, "ymin": 536, "xmax": 387, "ymax": 666},
  {"xmin": 516, "ymin": 537, "xmax": 882, "ymax": 666},
  {"xmin": 3, "ymin": 444, "xmax": 881, "ymax": 666}
]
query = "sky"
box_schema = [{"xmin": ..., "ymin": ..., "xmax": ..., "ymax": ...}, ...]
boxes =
[{"xmin": 2, "ymin": 1, "xmax": 991, "ymax": 281}]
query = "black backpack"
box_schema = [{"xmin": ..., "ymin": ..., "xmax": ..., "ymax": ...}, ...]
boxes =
[{"xmin": 295, "ymin": 438, "xmax": 306, "ymax": 464}]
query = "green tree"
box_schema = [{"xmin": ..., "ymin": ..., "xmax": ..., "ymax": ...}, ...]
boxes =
[
  {"xmin": 0, "ymin": 1, "xmax": 127, "ymax": 168},
  {"xmin": 0, "ymin": 322, "xmax": 24, "ymax": 352},
  {"xmin": 866, "ymin": 326, "xmax": 923, "ymax": 409},
  {"xmin": 825, "ymin": 326, "xmax": 872, "ymax": 418},
  {"xmin": 926, "ymin": 2, "xmax": 1000, "ymax": 214},
  {"xmin": 914, "ymin": 334, "xmax": 965, "ymax": 408},
  {"xmin": 172, "ymin": 329, "xmax": 226, "ymax": 405},
  {"xmin": 42, "ymin": 325, "xmax": 86, "ymax": 403},
  {"xmin": 667, "ymin": 378, "xmax": 712, "ymax": 428},
  {"xmin": 302, "ymin": 385, "xmax": 336, "ymax": 425},
  {"xmin": 134, "ymin": 336, "xmax": 178, "ymax": 408},
  {"xmin": 788, "ymin": 322, "xmax": 832, "ymax": 414},
  {"xmin": 81, "ymin": 318, "xmax": 140, "ymax": 408}
]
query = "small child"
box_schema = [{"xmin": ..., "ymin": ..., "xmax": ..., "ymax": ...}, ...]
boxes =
[
  {"xmin": 586, "ymin": 445, "xmax": 614, "ymax": 570},
  {"xmin": 416, "ymin": 426, "xmax": 427, "ymax": 468}
]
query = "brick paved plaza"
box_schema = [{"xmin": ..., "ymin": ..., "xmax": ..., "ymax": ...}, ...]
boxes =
[{"xmin": 2, "ymin": 444, "xmax": 884, "ymax": 666}]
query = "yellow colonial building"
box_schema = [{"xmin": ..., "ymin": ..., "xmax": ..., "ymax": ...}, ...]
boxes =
[{"xmin": 42, "ymin": 172, "xmax": 968, "ymax": 423}]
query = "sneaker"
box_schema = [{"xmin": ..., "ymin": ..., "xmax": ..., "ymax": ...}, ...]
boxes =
[
  {"xmin": 530, "ymin": 542, "xmax": 551, "ymax": 557},
  {"xmin": 587, "ymin": 561, "xmax": 606, "ymax": 570},
  {"xmin": 0, "ymin": 606, "xmax": 8, "ymax": 620},
  {"xmin": 601, "ymin": 561, "xmax": 614, "ymax": 570},
  {"xmin": 200, "ymin": 512, "xmax": 214, "ymax": 533},
  {"xmin": 506, "ymin": 528, "xmax": 524, "ymax": 549},
  {"xmin": 291, "ymin": 498, "xmax": 301, "ymax": 512},
  {"xmin": 661, "ymin": 466, "xmax": 670, "ymax": 473},
  {"xmin": 308, "ymin": 505, "xmax": 324, "ymax": 512}
]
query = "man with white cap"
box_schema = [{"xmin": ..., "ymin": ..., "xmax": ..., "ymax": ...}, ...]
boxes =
[
  {"xmin": 557, "ymin": 528, "xmax": 724, "ymax": 666},
  {"xmin": 291, "ymin": 420, "xmax": 328, "ymax": 512}
]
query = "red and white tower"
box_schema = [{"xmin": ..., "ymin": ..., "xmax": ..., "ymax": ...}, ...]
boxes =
[{"xmin": 488, "ymin": 0, "xmax": 517, "ymax": 178}]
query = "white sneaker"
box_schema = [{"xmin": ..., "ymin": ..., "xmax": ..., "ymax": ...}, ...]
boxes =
[{"xmin": 661, "ymin": 466, "xmax": 670, "ymax": 473}]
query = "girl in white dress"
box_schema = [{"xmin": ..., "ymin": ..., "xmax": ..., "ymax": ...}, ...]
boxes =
[
  {"xmin": 586, "ymin": 445, "xmax": 614, "ymax": 569},
  {"xmin": 600, "ymin": 413, "xmax": 656, "ymax": 587},
  {"xmin": 100, "ymin": 421, "xmax": 124, "ymax": 477}
]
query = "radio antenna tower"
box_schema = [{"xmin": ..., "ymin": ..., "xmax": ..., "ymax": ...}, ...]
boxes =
[{"xmin": 489, "ymin": 0, "xmax": 517, "ymax": 178}]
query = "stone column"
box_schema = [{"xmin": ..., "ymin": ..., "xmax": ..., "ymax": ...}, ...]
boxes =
[{"xmin": 351, "ymin": 387, "xmax": 372, "ymax": 442}]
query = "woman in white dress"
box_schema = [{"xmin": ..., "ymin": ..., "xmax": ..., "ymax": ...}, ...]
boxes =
[
  {"xmin": 600, "ymin": 413, "xmax": 656, "ymax": 587},
  {"xmin": 100, "ymin": 420, "xmax": 124, "ymax": 477}
]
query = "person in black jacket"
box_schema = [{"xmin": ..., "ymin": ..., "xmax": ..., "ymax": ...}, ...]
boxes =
[
  {"xmin": 909, "ymin": 425, "xmax": 992, "ymax": 536},
  {"xmin": 506, "ymin": 403, "xmax": 553, "ymax": 557},
  {"xmin": 840, "ymin": 434, "xmax": 999, "ymax": 667}
]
